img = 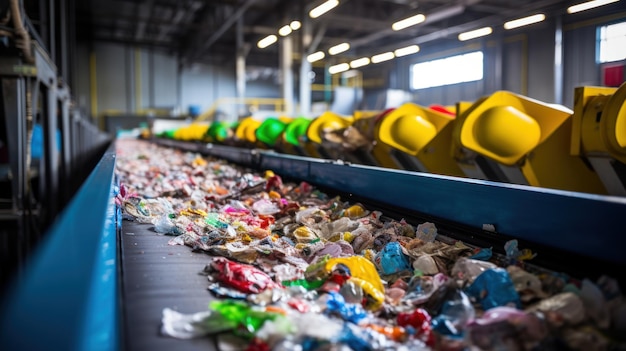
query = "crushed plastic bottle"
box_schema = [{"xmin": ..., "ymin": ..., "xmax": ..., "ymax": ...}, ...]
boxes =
[{"xmin": 415, "ymin": 222, "xmax": 438, "ymax": 242}]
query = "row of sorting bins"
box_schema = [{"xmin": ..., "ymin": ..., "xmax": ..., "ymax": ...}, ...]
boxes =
[{"xmin": 155, "ymin": 83, "xmax": 626, "ymax": 196}]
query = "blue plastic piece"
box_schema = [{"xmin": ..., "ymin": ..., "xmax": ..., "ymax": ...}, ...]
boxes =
[
  {"xmin": 325, "ymin": 292, "xmax": 368, "ymax": 324},
  {"xmin": 375, "ymin": 241, "xmax": 411, "ymax": 275},
  {"xmin": 466, "ymin": 268, "xmax": 521, "ymax": 310},
  {"xmin": 469, "ymin": 247, "xmax": 492, "ymax": 261},
  {"xmin": 0, "ymin": 144, "xmax": 118, "ymax": 351}
]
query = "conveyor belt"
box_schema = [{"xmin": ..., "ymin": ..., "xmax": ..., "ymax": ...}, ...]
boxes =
[{"xmin": 121, "ymin": 220, "xmax": 217, "ymax": 351}]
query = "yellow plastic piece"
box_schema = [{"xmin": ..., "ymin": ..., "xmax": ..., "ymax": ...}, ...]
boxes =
[
  {"xmin": 377, "ymin": 103, "xmax": 464, "ymax": 176},
  {"xmin": 325, "ymin": 256, "xmax": 385, "ymax": 310},
  {"xmin": 306, "ymin": 112, "xmax": 353, "ymax": 144},
  {"xmin": 235, "ymin": 117, "xmax": 262, "ymax": 143}
]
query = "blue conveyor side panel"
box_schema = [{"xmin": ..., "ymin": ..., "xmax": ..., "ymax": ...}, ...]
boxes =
[
  {"xmin": 153, "ymin": 139, "xmax": 626, "ymax": 265},
  {"xmin": 0, "ymin": 144, "xmax": 119, "ymax": 351}
]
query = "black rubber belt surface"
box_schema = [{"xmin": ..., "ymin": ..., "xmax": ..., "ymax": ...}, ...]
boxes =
[{"xmin": 120, "ymin": 220, "xmax": 220, "ymax": 351}]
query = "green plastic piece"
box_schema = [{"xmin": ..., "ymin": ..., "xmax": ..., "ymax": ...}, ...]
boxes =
[{"xmin": 209, "ymin": 300, "xmax": 281, "ymax": 336}]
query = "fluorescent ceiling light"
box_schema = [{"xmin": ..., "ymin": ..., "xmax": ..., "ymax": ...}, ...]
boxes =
[
  {"xmin": 371, "ymin": 52, "xmax": 395, "ymax": 63},
  {"xmin": 458, "ymin": 27, "xmax": 493, "ymax": 41},
  {"xmin": 257, "ymin": 35, "xmax": 277, "ymax": 48},
  {"xmin": 329, "ymin": 63, "xmax": 350, "ymax": 74},
  {"xmin": 278, "ymin": 25, "xmax": 292, "ymax": 36},
  {"xmin": 290, "ymin": 21, "xmax": 302, "ymax": 30},
  {"xmin": 392, "ymin": 14, "xmax": 426, "ymax": 31},
  {"xmin": 504, "ymin": 14, "xmax": 546, "ymax": 29},
  {"xmin": 350, "ymin": 57, "xmax": 370, "ymax": 68},
  {"xmin": 307, "ymin": 51, "xmax": 325, "ymax": 63},
  {"xmin": 567, "ymin": 0, "xmax": 619, "ymax": 13},
  {"xmin": 309, "ymin": 0, "xmax": 339, "ymax": 18},
  {"xmin": 328, "ymin": 42, "xmax": 350, "ymax": 55},
  {"xmin": 394, "ymin": 44, "xmax": 420, "ymax": 57}
]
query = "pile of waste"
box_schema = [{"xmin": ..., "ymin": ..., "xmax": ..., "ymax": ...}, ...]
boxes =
[{"xmin": 115, "ymin": 139, "xmax": 626, "ymax": 351}]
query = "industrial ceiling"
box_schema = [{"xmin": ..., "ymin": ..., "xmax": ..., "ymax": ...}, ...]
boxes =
[{"xmin": 75, "ymin": 0, "xmax": 625, "ymax": 67}]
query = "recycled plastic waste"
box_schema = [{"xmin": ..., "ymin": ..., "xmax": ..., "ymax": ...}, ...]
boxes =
[{"xmin": 114, "ymin": 140, "xmax": 626, "ymax": 351}]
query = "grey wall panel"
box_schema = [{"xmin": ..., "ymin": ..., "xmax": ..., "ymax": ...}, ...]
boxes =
[
  {"xmin": 246, "ymin": 79, "xmax": 281, "ymax": 99},
  {"xmin": 503, "ymin": 38, "xmax": 524, "ymax": 94},
  {"xmin": 152, "ymin": 52, "xmax": 178, "ymax": 109},
  {"xmin": 180, "ymin": 64, "xmax": 215, "ymax": 115},
  {"xmin": 140, "ymin": 49, "xmax": 151, "ymax": 109},
  {"xmin": 95, "ymin": 43, "xmax": 128, "ymax": 114},
  {"xmin": 563, "ymin": 26, "xmax": 601, "ymax": 108},
  {"xmin": 526, "ymin": 24, "xmax": 556, "ymax": 103}
]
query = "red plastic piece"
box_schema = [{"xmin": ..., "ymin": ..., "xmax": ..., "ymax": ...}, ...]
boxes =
[
  {"xmin": 210, "ymin": 257, "xmax": 281, "ymax": 294},
  {"xmin": 397, "ymin": 308, "xmax": 435, "ymax": 346}
]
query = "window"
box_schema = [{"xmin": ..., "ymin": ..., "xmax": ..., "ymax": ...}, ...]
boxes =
[
  {"xmin": 411, "ymin": 51, "xmax": 483, "ymax": 90},
  {"xmin": 598, "ymin": 21, "xmax": 626, "ymax": 63}
]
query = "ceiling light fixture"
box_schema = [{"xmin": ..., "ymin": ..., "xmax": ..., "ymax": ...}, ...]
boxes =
[
  {"xmin": 458, "ymin": 27, "xmax": 493, "ymax": 41},
  {"xmin": 329, "ymin": 63, "xmax": 350, "ymax": 74},
  {"xmin": 257, "ymin": 35, "xmax": 278, "ymax": 48},
  {"xmin": 328, "ymin": 42, "xmax": 350, "ymax": 55},
  {"xmin": 290, "ymin": 20, "xmax": 302, "ymax": 30},
  {"xmin": 392, "ymin": 14, "xmax": 426, "ymax": 31},
  {"xmin": 504, "ymin": 14, "xmax": 546, "ymax": 29},
  {"xmin": 567, "ymin": 0, "xmax": 620, "ymax": 14},
  {"xmin": 350, "ymin": 57, "xmax": 370, "ymax": 68},
  {"xmin": 394, "ymin": 44, "xmax": 420, "ymax": 57},
  {"xmin": 371, "ymin": 52, "xmax": 395, "ymax": 63},
  {"xmin": 307, "ymin": 51, "xmax": 325, "ymax": 63},
  {"xmin": 309, "ymin": 0, "xmax": 339, "ymax": 18},
  {"xmin": 278, "ymin": 25, "xmax": 292, "ymax": 36}
]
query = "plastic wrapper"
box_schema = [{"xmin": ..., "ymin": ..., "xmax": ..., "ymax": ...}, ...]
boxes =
[
  {"xmin": 506, "ymin": 265, "xmax": 546, "ymax": 302},
  {"xmin": 450, "ymin": 257, "xmax": 497, "ymax": 283},
  {"xmin": 466, "ymin": 268, "xmax": 521, "ymax": 310},
  {"xmin": 526, "ymin": 292, "xmax": 586, "ymax": 327},
  {"xmin": 412, "ymin": 255, "xmax": 440, "ymax": 276},
  {"xmin": 153, "ymin": 215, "xmax": 183, "ymax": 235},
  {"xmin": 160, "ymin": 307, "xmax": 233, "ymax": 339},
  {"xmin": 206, "ymin": 257, "xmax": 282, "ymax": 294},
  {"xmin": 423, "ymin": 280, "xmax": 475, "ymax": 336}
]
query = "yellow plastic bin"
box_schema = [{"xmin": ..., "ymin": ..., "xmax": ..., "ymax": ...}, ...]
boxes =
[
  {"xmin": 234, "ymin": 117, "xmax": 263, "ymax": 147},
  {"xmin": 571, "ymin": 83, "xmax": 626, "ymax": 195},
  {"xmin": 376, "ymin": 103, "xmax": 465, "ymax": 176},
  {"xmin": 450, "ymin": 98, "xmax": 499, "ymax": 181},
  {"xmin": 458, "ymin": 91, "xmax": 607, "ymax": 194},
  {"xmin": 349, "ymin": 109, "xmax": 404, "ymax": 169},
  {"xmin": 306, "ymin": 112, "xmax": 354, "ymax": 161}
]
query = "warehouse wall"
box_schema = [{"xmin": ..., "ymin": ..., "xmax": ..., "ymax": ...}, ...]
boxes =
[
  {"xmin": 75, "ymin": 42, "xmax": 239, "ymax": 121},
  {"xmin": 381, "ymin": 13, "xmax": 623, "ymax": 109}
]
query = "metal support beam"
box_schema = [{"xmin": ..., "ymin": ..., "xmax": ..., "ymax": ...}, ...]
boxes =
[
  {"xmin": 189, "ymin": 0, "xmax": 258, "ymax": 62},
  {"xmin": 554, "ymin": 16, "xmax": 564, "ymax": 105},
  {"xmin": 2, "ymin": 78, "xmax": 27, "ymax": 214},
  {"xmin": 236, "ymin": 17, "xmax": 246, "ymax": 117},
  {"xmin": 281, "ymin": 35, "xmax": 294, "ymax": 116},
  {"xmin": 299, "ymin": 15, "xmax": 312, "ymax": 116},
  {"xmin": 135, "ymin": 0, "xmax": 154, "ymax": 42}
]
